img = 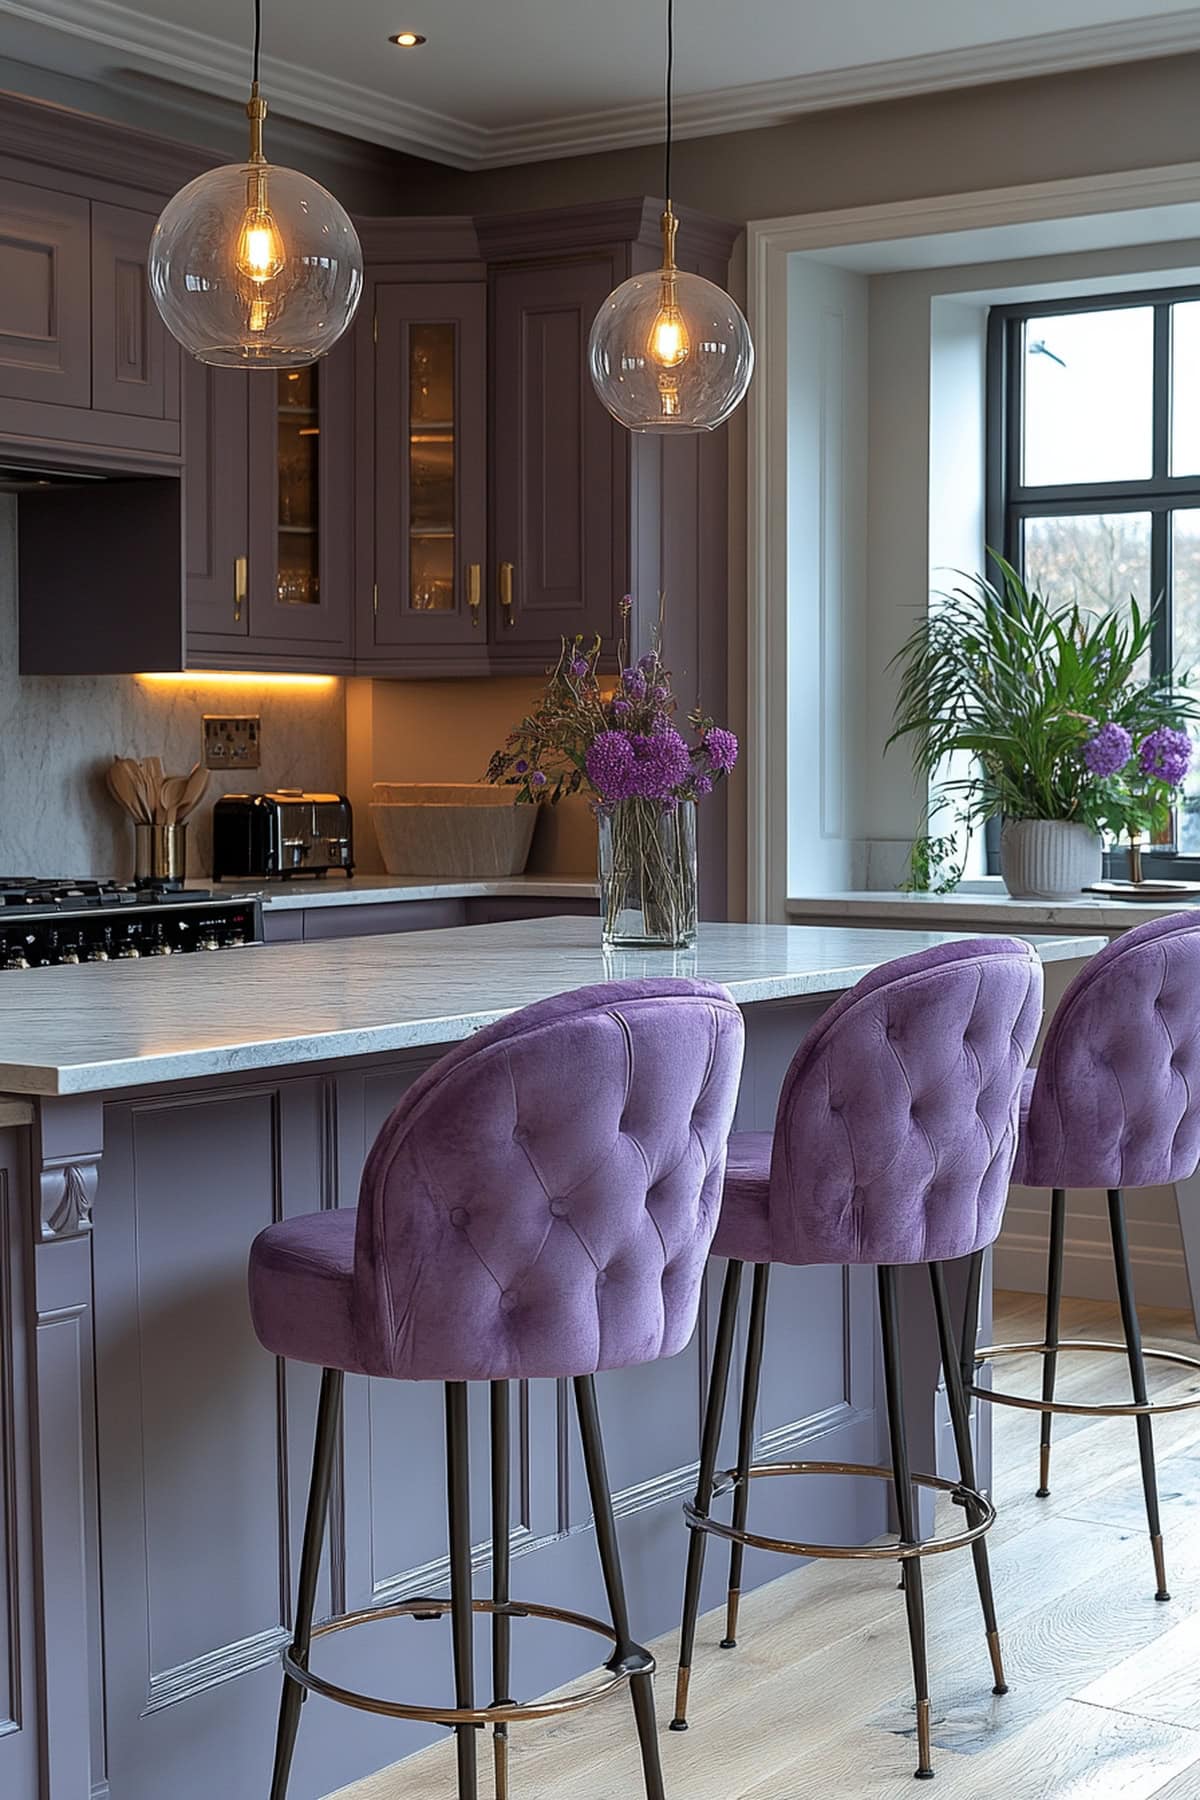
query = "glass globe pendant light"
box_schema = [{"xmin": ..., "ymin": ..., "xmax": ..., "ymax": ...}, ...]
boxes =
[
  {"xmin": 148, "ymin": 0, "xmax": 363, "ymax": 368},
  {"xmin": 588, "ymin": 0, "xmax": 754, "ymax": 433}
]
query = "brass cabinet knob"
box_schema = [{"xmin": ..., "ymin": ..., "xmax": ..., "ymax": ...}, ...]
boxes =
[
  {"xmin": 499, "ymin": 561, "xmax": 515, "ymax": 627},
  {"xmin": 466, "ymin": 562, "xmax": 481, "ymax": 627},
  {"xmin": 234, "ymin": 554, "xmax": 248, "ymax": 625}
]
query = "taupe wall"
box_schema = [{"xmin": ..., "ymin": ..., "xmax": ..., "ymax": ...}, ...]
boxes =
[
  {"xmin": 0, "ymin": 500, "xmax": 346, "ymax": 880},
  {"xmin": 417, "ymin": 51, "xmax": 1200, "ymax": 223}
]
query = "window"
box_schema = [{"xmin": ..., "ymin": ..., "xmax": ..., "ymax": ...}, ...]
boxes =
[{"xmin": 988, "ymin": 288, "xmax": 1200, "ymax": 865}]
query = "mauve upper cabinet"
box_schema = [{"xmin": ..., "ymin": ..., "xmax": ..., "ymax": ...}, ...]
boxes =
[{"xmin": 0, "ymin": 142, "xmax": 181, "ymax": 465}]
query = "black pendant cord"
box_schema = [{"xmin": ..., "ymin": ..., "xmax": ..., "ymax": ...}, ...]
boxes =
[
  {"xmin": 664, "ymin": 0, "xmax": 674, "ymax": 206},
  {"xmin": 252, "ymin": 0, "xmax": 263, "ymax": 88}
]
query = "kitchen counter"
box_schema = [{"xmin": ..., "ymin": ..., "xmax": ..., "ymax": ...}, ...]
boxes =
[
  {"xmin": 0, "ymin": 917, "xmax": 1104, "ymax": 1097},
  {"xmin": 0, "ymin": 915, "xmax": 1104, "ymax": 1800},
  {"xmin": 787, "ymin": 887, "xmax": 1199, "ymax": 933},
  {"xmin": 203, "ymin": 873, "xmax": 600, "ymax": 911}
]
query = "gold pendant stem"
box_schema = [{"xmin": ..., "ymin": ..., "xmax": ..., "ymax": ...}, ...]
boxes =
[
  {"xmin": 246, "ymin": 80, "xmax": 268, "ymax": 165},
  {"xmin": 660, "ymin": 202, "xmax": 679, "ymax": 273}
]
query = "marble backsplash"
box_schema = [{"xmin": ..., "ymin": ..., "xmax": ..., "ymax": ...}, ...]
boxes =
[{"xmin": 0, "ymin": 498, "xmax": 346, "ymax": 880}]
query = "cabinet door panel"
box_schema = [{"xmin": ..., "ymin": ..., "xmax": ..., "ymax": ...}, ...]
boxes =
[
  {"xmin": 246, "ymin": 337, "xmax": 354, "ymax": 651},
  {"xmin": 91, "ymin": 202, "xmax": 179, "ymax": 422},
  {"xmin": 184, "ymin": 357, "xmax": 250, "ymax": 640},
  {"xmin": 0, "ymin": 1140, "xmax": 39, "ymax": 1800},
  {"xmin": 371, "ymin": 281, "xmax": 486, "ymax": 650},
  {"xmin": 0, "ymin": 177, "xmax": 90, "ymax": 408},
  {"xmin": 491, "ymin": 257, "xmax": 624, "ymax": 653}
]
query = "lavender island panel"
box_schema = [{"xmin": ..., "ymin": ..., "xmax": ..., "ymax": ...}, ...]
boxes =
[{"xmin": 0, "ymin": 918, "xmax": 1105, "ymax": 1096}]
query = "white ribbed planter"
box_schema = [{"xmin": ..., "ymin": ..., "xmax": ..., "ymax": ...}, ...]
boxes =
[{"xmin": 999, "ymin": 820, "xmax": 1103, "ymax": 899}]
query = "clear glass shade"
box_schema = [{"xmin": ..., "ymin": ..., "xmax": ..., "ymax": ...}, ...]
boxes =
[
  {"xmin": 589, "ymin": 266, "xmax": 754, "ymax": 433},
  {"xmin": 148, "ymin": 161, "xmax": 364, "ymax": 368}
]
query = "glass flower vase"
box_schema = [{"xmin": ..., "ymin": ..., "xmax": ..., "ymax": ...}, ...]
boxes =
[{"xmin": 598, "ymin": 799, "xmax": 698, "ymax": 948}]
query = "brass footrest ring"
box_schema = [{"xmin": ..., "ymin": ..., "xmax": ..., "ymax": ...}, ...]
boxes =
[
  {"xmin": 970, "ymin": 1340, "xmax": 1200, "ymax": 1418},
  {"xmin": 684, "ymin": 1460, "xmax": 995, "ymax": 1561},
  {"xmin": 283, "ymin": 1596, "xmax": 647, "ymax": 1723}
]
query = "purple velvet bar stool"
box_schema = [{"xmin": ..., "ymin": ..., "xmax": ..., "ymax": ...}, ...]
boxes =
[
  {"xmin": 248, "ymin": 978, "xmax": 744, "ymax": 1800},
  {"xmin": 670, "ymin": 939, "xmax": 1043, "ymax": 1780},
  {"xmin": 964, "ymin": 912, "xmax": 1200, "ymax": 1606}
]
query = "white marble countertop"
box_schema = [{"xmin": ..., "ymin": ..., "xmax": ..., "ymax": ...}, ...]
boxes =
[
  {"xmin": 0, "ymin": 917, "xmax": 1104, "ymax": 1098},
  {"xmin": 199, "ymin": 875, "xmax": 600, "ymax": 911},
  {"xmin": 787, "ymin": 889, "xmax": 1200, "ymax": 932}
]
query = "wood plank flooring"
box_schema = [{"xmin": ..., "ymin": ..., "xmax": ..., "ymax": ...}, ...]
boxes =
[{"xmin": 329, "ymin": 1293, "xmax": 1200, "ymax": 1800}]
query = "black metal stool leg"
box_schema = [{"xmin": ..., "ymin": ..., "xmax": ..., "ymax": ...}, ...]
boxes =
[
  {"xmin": 490, "ymin": 1382, "xmax": 512, "ymax": 1800},
  {"xmin": 446, "ymin": 1382, "xmax": 479, "ymax": 1800},
  {"xmin": 574, "ymin": 1375, "xmax": 666, "ymax": 1800},
  {"xmin": 269, "ymin": 1367, "xmax": 343, "ymax": 1800},
  {"xmin": 1037, "ymin": 1188, "xmax": 1067, "ymax": 1497},
  {"xmin": 879, "ymin": 1266, "xmax": 934, "ymax": 1781},
  {"xmin": 958, "ymin": 1250, "xmax": 984, "ymax": 1398},
  {"xmin": 721, "ymin": 1263, "xmax": 770, "ymax": 1650},
  {"xmin": 930, "ymin": 1263, "xmax": 1007, "ymax": 1698},
  {"xmin": 671, "ymin": 1259, "xmax": 743, "ymax": 1729},
  {"xmin": 1108, "ymin": 1190, "xmax": 1171, "ymax": 1603}
]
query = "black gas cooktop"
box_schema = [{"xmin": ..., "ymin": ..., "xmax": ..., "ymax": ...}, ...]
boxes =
[
  {"xmin": 0, "ymin": 881, "xmax": 261, "ymax": 969},
  {"xmin": 0, "ymin": 878, "xmax": 212, "ymax": 913}
]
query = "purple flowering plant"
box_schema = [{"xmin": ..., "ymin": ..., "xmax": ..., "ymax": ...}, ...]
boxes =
[
  {"xmin": 891, "ymin": 555, "xmax": 1200, "ymax": 872},
  {"xmin": 485, "ymin": 596, "xmax": 738, "ymax": 812}
]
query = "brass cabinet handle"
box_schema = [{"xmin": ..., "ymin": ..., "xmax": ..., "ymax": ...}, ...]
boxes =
[
  {"xmin": 234, "ymin": 554, "xmax": 248, "ymax": 625},
  {"xmin": 466, "ymin": 562, "xmax": 481, "ymax": 627},
  {"xmin": 499, "ymin": 561, "xmax": 515, "ymax": 627}
]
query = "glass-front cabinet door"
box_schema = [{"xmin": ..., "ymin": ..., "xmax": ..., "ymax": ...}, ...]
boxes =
[
  {"xmin": 245, "ymin": 335, "xmax": 354, "ymax": 652},
  {"xmin": 370, "ymin": 281, "xmax": 486, "ymax": 650}
]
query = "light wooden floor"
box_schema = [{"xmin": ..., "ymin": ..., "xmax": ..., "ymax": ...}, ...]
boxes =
[{"xmin": 330, "ymin": 1292, "xmax": 1200, "ymax": 1800}]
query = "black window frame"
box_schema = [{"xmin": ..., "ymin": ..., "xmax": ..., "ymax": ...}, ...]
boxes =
[{"xmin": 986, "ymin": 283, "xmax": 1200, "ymax": 875}]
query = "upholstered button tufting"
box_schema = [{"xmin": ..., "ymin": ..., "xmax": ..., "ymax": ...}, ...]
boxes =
[
  {"xmin": 595, "ymin": 1270, "xmax": 609, "ymax": 1289},
  {"xmin": 500, "ymin": 1291, "xmax": 519, "ymax": 1313},
  {"xmin": 549, "ymin": 1199, "xmax": 569, "ymax": 1218},
  {"xmin": 449, "ymin": 1207, "xmax": 469, "ymax": 1229}
]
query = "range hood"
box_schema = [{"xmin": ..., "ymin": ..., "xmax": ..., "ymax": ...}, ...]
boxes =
[{"xmin": 0, "ymin": 462, "xmax": 110, "ymax": 494}]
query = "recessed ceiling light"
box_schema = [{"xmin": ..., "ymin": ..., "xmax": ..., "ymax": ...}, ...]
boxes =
[{"xmin": 389, "ymin": 30, "xmax": 426, "ymax": 46}]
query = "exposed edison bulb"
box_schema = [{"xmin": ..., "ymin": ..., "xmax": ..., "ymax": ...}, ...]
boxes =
[
  {"xmin": 235, "ymin": 201, "xmax": 285, "ymax": 284},
  {"xmin": 649, "ymin": 304, "xmax": 689, "ymax": 368}
]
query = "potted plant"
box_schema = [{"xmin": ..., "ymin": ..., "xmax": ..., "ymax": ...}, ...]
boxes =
[
  {"xmin": 487, "ymin": 598, "xmax": 737, "ymax": 946},
  {"xmin": 889, "ymin": 557, "xmax": 1199, "ymax": 898}
]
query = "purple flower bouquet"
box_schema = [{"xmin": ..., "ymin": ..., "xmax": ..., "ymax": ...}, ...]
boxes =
[{"xmin": 486, "ymin": 599, "xmax": 738, "ymax": 945}]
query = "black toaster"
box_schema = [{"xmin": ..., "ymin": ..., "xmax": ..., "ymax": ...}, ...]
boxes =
[{"xmin": 212, "ymin": 791, "xmax": 354, "ymax": 880}]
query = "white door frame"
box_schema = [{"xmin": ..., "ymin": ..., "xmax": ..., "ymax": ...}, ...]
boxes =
[{"xmin": 744, "ymin": 158, "xmax": 1200, "ymax": 922}]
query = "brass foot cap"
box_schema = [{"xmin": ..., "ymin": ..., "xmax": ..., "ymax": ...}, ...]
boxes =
[
  {"xmin": 668, "ymin": 1720, "xmax": 689, "ymax": 1733},
  {"xmin": 1156, "ymin": 1590, "xmax": 1172, "ymax": 1603},
  {"xmin": 719, "ymin": 1637, "xmax": 737, "ymax": 1650},
  {"xmin": 1035, "ymin": 1487, "xmax": 1051, "ymax": 1499},
  {"xmin": 914, "ymin": 1770, "xmax": 935, "ymax": 1781}
]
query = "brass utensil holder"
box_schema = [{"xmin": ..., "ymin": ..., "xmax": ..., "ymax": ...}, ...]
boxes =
[{"xmin": 134, "ymin": 823, "xmax": 187, "ymax": 889}]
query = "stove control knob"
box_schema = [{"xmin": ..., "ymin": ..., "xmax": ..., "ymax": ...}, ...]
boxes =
[
  {"xmin": 147, "ymin": 943, "xmax": 173, "ymax": 956},
  {"xmin": 60, "ymin": 949, "xmax": 81, "ymax": 964},
  {"xmin": 88, "ymin": 949, "xmax": 109, "ymax": 962},
  {"xmin": 199, "ymin": 937, "xmax": 221, "ymax": 952},
  {"xmin": 117, "ymin": 946, "xmax": 140, "ymax": 959},
  {"xmin": 4, "ymin": 952, "xmax": 29, "ymax": 970}
]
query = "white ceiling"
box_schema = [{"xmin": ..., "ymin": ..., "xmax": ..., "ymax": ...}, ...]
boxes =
[{"xmin": 2, "ymin": 0, "xmax": 1200, "ymax": 168}]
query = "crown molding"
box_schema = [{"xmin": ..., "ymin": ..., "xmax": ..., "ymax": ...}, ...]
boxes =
[{"xmin": 3, "ymin": 0, "xmax": 1200, "ymax": 172}]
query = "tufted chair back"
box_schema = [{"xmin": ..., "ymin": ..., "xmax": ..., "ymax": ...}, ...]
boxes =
[
  {"xmin": 1020, "ymin": 912, "xmax": 1200, "ymax": 1191},
  {"xmin": 352, "ymin": 979, "xmax": 745, "ymax": 1381},
  {"xmin": 766, "ymin": 938, "xmax": 1043, "ymax": 1267}
]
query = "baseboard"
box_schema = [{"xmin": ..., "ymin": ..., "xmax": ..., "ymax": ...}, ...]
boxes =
[{"xmin": 993, "ymin": 1229, "xmax": 1191, "ymax": 1311}]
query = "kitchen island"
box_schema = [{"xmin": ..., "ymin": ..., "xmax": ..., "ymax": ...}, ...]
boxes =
[{"xmin": 0, "ymin": 918, "xmax": 1104, "ymax": 1800}]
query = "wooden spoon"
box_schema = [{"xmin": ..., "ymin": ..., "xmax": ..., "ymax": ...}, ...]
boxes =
[
  {"xmin": 176, "ymin": 764, "xmax": 210, "ymax": 824},
  {"xmin": 108, "ymin": 759, "xmax": 151, "ymax": 823},
  {"xmin": 159, "ymin": 775, "xmax": 188, "ymax": 825}
]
